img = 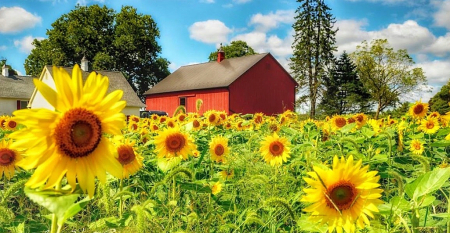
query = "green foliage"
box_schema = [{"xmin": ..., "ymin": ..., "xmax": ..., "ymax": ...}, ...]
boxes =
[
  {"xmin": 429, "ymin": 80, "xmax": 450, "ymax": 114},
  {"xmin": 290, "ymin": 0, "xmax": 337, "ymax": 117},
  {"xmin": 0, "ymin": 59, "xmax": 18, "ymax": 75},
  {"xmin": 319, "ymin": 51, "xmax": 371, "ymax": 116},
  {"xmin": 350, "ymin": 39, "xmax": 427, "ymax": 119},
  {"xmin": 24, "ymin": 4, "xmax": 170, "ymax": 101},
  {"xmin": 208, "ymin": 40, "xmax": 256, "ymax": 61}
]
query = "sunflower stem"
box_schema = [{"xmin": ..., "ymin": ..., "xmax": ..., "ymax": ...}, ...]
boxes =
[
  {"xmin": 119, "ymin": 178, "xmax": 123, "ymax": 219},
  {"xmin": 50, "ymin": 213, "xmax": 58, "ymax": 233},
  {"xmin": 439, "ymin": 188, "xmax": 450, "ymax": 233}
]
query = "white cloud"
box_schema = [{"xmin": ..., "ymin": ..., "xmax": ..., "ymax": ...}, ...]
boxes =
[
  {"xmin": 14, "ymin": 36, "xmax": 45, "ymax": 54},
  {"xmin": 334, "ymin": 19, "xmax": 370, "ymax": 54},
  {"xmin": 200, "ymin": 0, "xmax": 215, "ymax": 3},
  {"xmin": 233, "ymin": 0, "xmax": 252, "ymax": 3},
  {"xmin": 249, "ymin": 10, "xmax": 295, "ymax": 32},
  {"xmin": 433, "ymin": 0, "xmax": 450, "ymax": 29},
  {"xmin": 0, "ymin": 45, "xmax": 6, "ymax": 51},
  {"xmin": 189, "ymin": 20, "xmax": 232, "ymax": 44},
  {"xmin": 425, "ymin": 33, "xmax": 450, "ymax": 57},
  {"xmin": 0, "ymin": 7, "xmax": 42, "ymax": 33},
  {"xmin": 415, "ymin": 59, "xmax": 450, "ymax": 86}
]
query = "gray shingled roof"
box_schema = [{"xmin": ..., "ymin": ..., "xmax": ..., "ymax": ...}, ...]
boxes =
[
  {"xmin": 46, "ymin": 66, "xmax": 145, "ymax": 107},
  {"xmin": 144, "ymin": 53, "xmax": 269, "ymax": 95},
  {"xmin": 0, "ymin": 75, "xmax": 37, "ymax": 99}
]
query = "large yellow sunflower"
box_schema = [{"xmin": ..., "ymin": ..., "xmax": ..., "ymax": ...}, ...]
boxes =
[
  {"xmin": 113, "ymin": 137, "xmax": 144, "ymax": 179},
  {"xmin": 302, "ymin": 155, "xmax": 383, "ymax": 233},
  {"xmin": 154, "ymin": 127, "xmax": 196, "ymax": 160},
  {"xmin": 0, "ymin": 139, "xmax": 23, "ymax": 180},
  {"xmin": 259, "ymin": 133, "xmax": 291, "ymax": 166},
  {"xmin": 209, "ymin": 136, "xmax": 230, "ymax": 163},
  {"xmin": 10, "ymin": 65, "xmax": 125, "ymax": 197},
  {"xmin": 330, "ymin": 115, "xmax": 347, "ymax": 131},
  {"xmin": 0, "ymin": 115, "xmax": 9, "ymax": 130},
  {"xmin": 3, "ymin": 117, "xmax": 18, "ymax": 131},
  {"xmin": 418, "ymin": 117, "xmax": 440, "ymax": 134},
  {"xmin": 409, "ymin": 100, "xmax": 429, "ymax": 119}
]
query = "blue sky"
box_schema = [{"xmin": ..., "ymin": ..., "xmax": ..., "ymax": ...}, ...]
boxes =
[{"xmin": 1, "ymin": 0, "xmax": 449, "ymax": 105}]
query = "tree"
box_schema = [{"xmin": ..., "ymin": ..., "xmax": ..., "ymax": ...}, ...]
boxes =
[
  {"xmin": 319, "ymin": 51, "xmax": 371, "ymax": 116},
  {"xmin": 429, "ymin": 81, "xmax": 450, "ymax": 114},
  {"xmin": 24, "ymin": 4, "xmax": 170, "ymax": 101},
  {"xmin": 351, "ymin": 39, "xmax": 427, "ymax": 119},
  {"xmin": 208, "ymin": 40, "xmax": 256, "ymax": 61},
  {"xmin": 290, "ymin": 0, "xmax": 337, "ymax": 118}
]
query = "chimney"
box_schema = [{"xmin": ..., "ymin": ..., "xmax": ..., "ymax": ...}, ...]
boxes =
[
  {"xmin": 217, "ymin": 43, "xmax": 225, "ymax": 63},
  {"xmin": 2, "ymin": 64, "xmax": 8, "ymax": 77},
  {"xmin": 81, "ymin": 56, "xmax": 89, "ymax": 71}
]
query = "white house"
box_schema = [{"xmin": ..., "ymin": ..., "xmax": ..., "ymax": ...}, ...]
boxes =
[
  {"xmin": 29, "ymin": 57, "xmax": 145, "ymax": 116},
  {"xmin": 0, "ymin": 65, "xmax": 36, "ymax": 116}
]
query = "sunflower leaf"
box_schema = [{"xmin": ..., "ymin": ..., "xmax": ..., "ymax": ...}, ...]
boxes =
[{"xmin": 404, "ymin": 167, "xmax": 450, "ymax": 201}]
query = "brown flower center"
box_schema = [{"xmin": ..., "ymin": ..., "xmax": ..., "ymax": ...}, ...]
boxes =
[
  {"xmin": 269, "ymin": 124, "xmax": 279, "ymax": 132},
  {"xmin": 413, "ymin": 142, "xmax": 421, "ymax": 150},
  {"xmin": 193, "ymin": 119, "xmax": 201, "ymax": 128},
  {"xmin": 269, "ymin": 141, "xmax": 284, "ymax": 156},
  {"xmin": 55, "ymin": 108, "xmax": 102, "ymax": 158},
  {"xmin": 7, "ymin": 120, "xmax": 17, "ymax": 129},
  {"xmin": 413, "ymin": 104, "xmax": 424, "ymax": 115},
  {"xmin": 130, "ymin": 123, "xmax": 138, "ymax": 131},
  {"xmin": 254, "ymin": 115, "xmax": 263, "ymax": 124},
  {"xmin": 178, "ymin": 115, "xmax": 186, "ymax": 121},
  {"xmin": 0, "ymin": 120, "xmax": 5, "ymax": 128},
  {"xmin": 0, "ymin": 148, "xmax": 15, "ymax": 167},
  {"xmin": 214, "ymin": 144, "xmax": 225, "ymax": 156},
  {"xmin": 326, "ymin": 181, "xmax": 357, "ymax": 211},
  {"xmin": 117, "ymin": 145, "xmax": 136, "ymax": 165},
  {"xmin": 165, "ymin": 133, "xmax": 186, "ymax": 153},
  {"xmin": 426, "ymin": 121, "xmax": 435, "ymax": 129},
  {"xmin": 347, "ymin": 118, "xmax": 355, "ymax": 124},
  {"xmin": 355, "ymin": 115, "xmax": 364, "ymax": 123},
  {"xmin": 209, "ymin": 114, "xmax": 216, "ymax": 123},
  {"xmin": 168, "ymin": 121, "xmax": 175, "ymax": 128},
  {"xmin": 335, "ymin": 117, "xmax": 347, "ymax": 128}
]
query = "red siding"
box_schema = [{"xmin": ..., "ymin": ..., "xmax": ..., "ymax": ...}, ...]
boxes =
[
  {"xmin": 146, "ymin": 88, "xmax": 229, "ymax": 116},
  {"xmin": 229, "ymin": 55, "xmax": 296, "ymax": 115}
]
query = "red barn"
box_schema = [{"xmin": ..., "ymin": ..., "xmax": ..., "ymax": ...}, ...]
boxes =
[{"xmin": 144, "ymin": 52, "xmax": 297, "ymax": 116}]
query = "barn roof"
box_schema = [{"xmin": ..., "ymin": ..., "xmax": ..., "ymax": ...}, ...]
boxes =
[
  {"xmin": 44, "ymin": 66, "xmax": 145, "ymax": 107},
  {"xmin": 0, "ymin": 74, "xmax": 37, "ymax": 99},
  {"xmin": 144, "ymin": 53, "xmax": 270, "ymax": 95}
]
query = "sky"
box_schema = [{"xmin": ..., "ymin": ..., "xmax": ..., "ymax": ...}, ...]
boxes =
[{"xmin": 0, "ymin": 0, "xmax": 449, "ymax": 107}]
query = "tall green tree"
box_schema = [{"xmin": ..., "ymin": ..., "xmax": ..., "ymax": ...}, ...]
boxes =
[
  {"xmin": 319, "ymin": 51, "xmax": 371, "ymax": 115},
  {"xmin": 429, "ymin": 81, "xmax": 450, "ymax": 114},
  {"xmin": 24, "ymin": 4, "xmax": 170, "ymax": 101},
  {"xmin": 351, "ymin": 39, "xmax": 427, "ymax": 119},
  {"xmin": 290, "ymin": 0, "xmax": 337, "ymax": 118},
  {"xmin": 208, "ymin": 40, "xmax": 256, "ymax": 61}
]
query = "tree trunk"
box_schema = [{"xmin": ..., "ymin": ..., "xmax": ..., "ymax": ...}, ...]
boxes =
[{"xmin": 375, "ymin": 99, "xmax": 382, "ymax": 119}]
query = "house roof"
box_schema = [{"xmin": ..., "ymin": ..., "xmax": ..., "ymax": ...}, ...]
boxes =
[
  {"xmin": 0, "ymin": 74, "xmax": 37, "ymax": 99},
  {"xmin": 45, "ymin": 66, "xmax": 145, "ymax": 107},
  {"xmin": 144, "ymin": 53, "xmax": 270, "ymax": 95}
]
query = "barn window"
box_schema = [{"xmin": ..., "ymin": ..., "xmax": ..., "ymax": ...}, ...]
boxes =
[
  {"xmin": 17, "ymin": 100, "xmax": 28, "ymax": 110},
  {"xmin": 179, "ymin": 97, "xmax": 186, "ymax": 107}
]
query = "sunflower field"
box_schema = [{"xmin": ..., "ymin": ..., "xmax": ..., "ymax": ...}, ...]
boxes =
[{"xmin": 1, "ymin": 66, "xmax": 450, "ymax": 233}]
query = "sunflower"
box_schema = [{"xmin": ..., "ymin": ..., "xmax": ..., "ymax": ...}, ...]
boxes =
[
  {"xmin": 409, "ymin": 139, "xmax": 425, "ymax": 155},
  {"xmin": 209, "ymin": 136, "xmax": 230, "ymax": 163},
  {"xmin": 0, "ymin": 115, "xmax": 9, "ymax": 130},
  {"xmin": 330, "ymin": 115, "xmax": 347, "ymax": 131},
  {"xmin": 211, "ymin": 181, "xmax": 223, "ymax": 195},
  {"xmin": 260, "ymin": 133, "xmax": 291, "ymax": 166},
  {"xmin": 129, "ymin": 115, "xmax": 140, "ymax": 123},
  {"xmin": 253, "ymin": 112, "xmax": 265, "ymax": 125},
  {"xmin": 3, "ymin": 117, "xmax": 18, "ymax": 131},
  {"xmin": 352, "ymin": 113, "xmax": 368, "ymax": 129},
  {"xmin": 192, "ymin": 149, "xmax": 200, "ymax": 158},
  {"xmin": 302, "ymin": 155, "xmax": 383, "ymax": 233},
  {"xmin": 166, "ymin": 117, "xmax": 178, "ymax": 128},
  {"xmin": 0, "ymin": 139, "xmax": 23, "ymax": 180},
  {"xmin": 191, "ymin": 118, "xmax": 203, "ymax": 130},
  {"xmin": 220, "ymin": 169, "xmax": 234, "ymax": 180},
  {"xmin": 267, "ymin": 120, "xmax": 281, "ymax": 133},
  {"xmin": 409, "ymin": 100, "xmax": 429, "ymax": 119},
  {"xmin": 154, "ymin": 127, "xmax": 196, "ymax": 160},
  {"xmin": 418, "ymin": 117, "xmax": 440, "ymax": 134},
  {"xmin": 176, "ymin": 113, "xmax": 186, "ymax": 122},
  {"xmin": 151, "ymin": 114, "xmax": 159, "ymax": 121},
  {"xmin": 10, "ymin": 65, "xmax": 125, "ymax": 197},
  {"xmin": 204, "ymin": 110, "xmax": 220, "ymax": 126},
  {"xmin": 128, "ymin": 121, "xmax": 139, "ymax": 132},
  {"xmin": 113, "ymin": 137, "xmax": 144, "ymax": 179}
]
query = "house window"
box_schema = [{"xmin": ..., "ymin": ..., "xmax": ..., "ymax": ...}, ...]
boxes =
[
  {"xmin": 17, "ymin": 100, "xmax": 28, "ymax": 110},
  {"xmin": 179, "ymin": 97, "xmax": 186, "ymax": 107}
]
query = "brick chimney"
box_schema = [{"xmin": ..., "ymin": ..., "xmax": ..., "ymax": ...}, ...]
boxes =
[
  {"xmin": 2, "ymin": 64, "xmax": 8, "ymax": 77},
  {"xmin": 81, "ymin": 56, "xmax": 89, "ymax": 71},
  {"xmin": 217, "ymin": 43, "xmax": 225, "ymax": 63}
]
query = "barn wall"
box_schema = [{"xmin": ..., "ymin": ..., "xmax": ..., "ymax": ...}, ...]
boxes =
[
  {"xmin": 145, "ymin": 88, "xmax": 229, "ymax": 116},
  {"xmin": 229, "ymin": 55, "xmax": 296, "ymax": 115}
]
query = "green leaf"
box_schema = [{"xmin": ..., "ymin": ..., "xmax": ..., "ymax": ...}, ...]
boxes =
[
  {"xmin": 404, "ymin": 167, "xmax": 450, "ymax": 200},
  {"xmin": 431, "ymin": 213, "xmax": 450, "ymax": 218},
  {"xmin": 418, "ymin": 195, "xmax": 435, "ymax": 208},
  {"xmin": 58, "ymin": 196, "xmax": 91, "ymax": 226},
  {"xmin": 430, "ymin": 140, "xmax": 450, "ymax": 147},
  {"xmin": 340, "ymin": 122, "xmax": 356, "ymax": 134},
  {"xmin": 178, "ymin": 181, "xmax": 211, "ymax": 193}
]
